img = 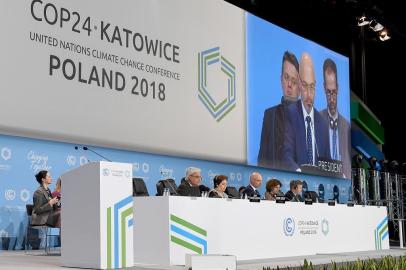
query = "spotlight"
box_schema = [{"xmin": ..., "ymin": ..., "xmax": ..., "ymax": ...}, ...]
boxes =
[
  {"xmin": 357, "ymin": 16, "xmax": 370, "ymax": 26},
  {"xmin": 379, "ymin": 29, "xmax": 391, "ymax": 41},
  {"xmin": 369, "ymin": 20, "xmax": 384, "ymax": 32}
]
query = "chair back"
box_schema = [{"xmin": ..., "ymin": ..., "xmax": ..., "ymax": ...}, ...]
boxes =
[
  {"xmin": 26, "ymin": 204, "xmax": 34, "ymax": 216},
  {"xmin": 225, "ymin": 186, "xmax": 239, "ymax": 198},
  {"xmin": 156, "ymin": 179, "xmax": 178, "ymax": 196},
  {"xmin": 132, "ymin": 178, "xmax": 149, "ymax": 197},
  {"xmin": 304, "ymin": 191, "xmax": 319, "ymax": 202}
]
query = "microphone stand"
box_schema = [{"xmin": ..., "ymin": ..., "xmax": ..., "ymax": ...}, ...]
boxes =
[{"xmin": 83, "ymin": 146, "xmax": 112, "ymax": 162}]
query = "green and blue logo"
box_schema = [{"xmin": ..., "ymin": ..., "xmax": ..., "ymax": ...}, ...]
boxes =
[
  {"xmin": 170, "ymin": 214, "xmax": 207, "ymax": 254},
  {"xmin": 106, "ymin": 196, "xmax": 133, "ymax": 269},
  {"xmin": 198, "ymin": 47, "xmax": 236, "ymax": 122},
  {"xmin": 374, "ymin": 216, "xmax": 388, "ymax": 250}
]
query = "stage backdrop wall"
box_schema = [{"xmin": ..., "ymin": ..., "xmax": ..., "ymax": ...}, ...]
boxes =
[
  {"xmin": 0, "ymin": 0, "xmax": 246, "ymax": 164},
  {"xmin": 0, "ymin": 0, "xmax": 353, "ymax": 250},
  {"xmin": 0, "ymin": 133, "xmax": 351, "ymax": 250}
]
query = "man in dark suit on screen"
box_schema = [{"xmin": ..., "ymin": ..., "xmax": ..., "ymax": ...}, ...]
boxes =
[
  {"xmin": 282, "ymin": 52, "xmax": 330, "ymax": 172},
  {"xmin": 320, "ymin": 58, "xmax": 351, "ymax": 179},
  {"xmin": 258, "ymin": 51, "xmax": 300, "ymax": 169}
]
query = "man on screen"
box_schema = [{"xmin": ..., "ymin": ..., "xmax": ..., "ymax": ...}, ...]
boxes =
[
  {"xmin": 320, "ymin": 58, "xmax": 351, "ymax": 178},
  {"xmin": 258, "ymin": 51, "xmax": 300, "ymax": 168},
  {"xmin": 282, "ymin": 52, "xmax": 330, "ymax": 172}
]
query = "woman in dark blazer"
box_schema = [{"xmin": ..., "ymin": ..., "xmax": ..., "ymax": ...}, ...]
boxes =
[
  {"xmin": 208, "ymin": 175, "xmax": 229, "ymax": 199},
  {"xmin": 31, "ymin": 170, "xmax": 61, "ymax": 227}
]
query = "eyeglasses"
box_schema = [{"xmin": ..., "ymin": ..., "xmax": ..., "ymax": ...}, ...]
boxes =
[
  {"xmin": 301, "ymin": 80, "xmax": 316, "ymax": 92},
  {"xmin": 190, "ymin": 175, "xmax": 202, "ymax": 180},
  {"xmin": 325, "ymin": 89, "xmax": 337, "ymax": 98},
  {"xmin": 283, "ymin": 73, "xmax": 298, "ymax": 86}
]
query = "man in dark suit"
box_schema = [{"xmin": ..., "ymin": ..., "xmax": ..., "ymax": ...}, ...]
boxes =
[
  {"xmin": 285, "ymin": 180, "xmax": 304, "ymax": 202},
  {"xmin": 320, "ymin": 58, "xmax": 351, "ymax": 179},
  {"xmin": 176, "ymin": 167, "xmax": 202, "ymax": 197},
  {"xmin": 243, "ymin": 172, "xmax": 263, "ymax": 198},
  {"xmin": 282, "ymin": 53, "xmax": 330, "ymax": 171},
  {"xmin": 258, "ymin": 51, "xmax": 300, "ymax": 169}
]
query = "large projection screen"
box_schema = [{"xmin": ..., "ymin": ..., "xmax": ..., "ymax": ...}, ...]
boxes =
[{"xmin": 246, "ymin": 13, "xmax": 351, "ymax": 179}]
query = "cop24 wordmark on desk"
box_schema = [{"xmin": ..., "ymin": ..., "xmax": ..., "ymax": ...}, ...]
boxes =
[{"xmin": 198, "ymin": 47, "xmax": 237, "ymax": 122}]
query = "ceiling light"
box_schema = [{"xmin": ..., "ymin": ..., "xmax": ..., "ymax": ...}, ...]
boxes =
[{"xmin": 357, "ymin": 16, "xmax": 370, "ymax": 26}]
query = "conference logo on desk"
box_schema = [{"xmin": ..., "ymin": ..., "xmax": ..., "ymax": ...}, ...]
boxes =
[
  {"xmin": 170, "ymin": 214, "xmax": 207, "ymax": 255},
  {"xmin": 283, "ymin": 217, "xmax": 295, "ymax": 236},
  {"xmin": 375, "ymin": 216, "xmax": 389, "ymax": 250},
  {"xmin": 103, "ymin": 168, "xmax": 110, "ymax": 176},
  {"xmin": 198, "ymin": 47, "xmax": 236, "ymax": 122},
  {"xmin": 321, "ymin": 219, "xmax": 329, "ymax": 236},
  {"xmin": 106, "ymin": 196, "xmax": 133, "ymax": 268}
]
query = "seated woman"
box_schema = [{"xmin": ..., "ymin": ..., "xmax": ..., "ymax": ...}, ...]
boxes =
[
  {"xmin": 208, "ymin": 175, "xmax": 229, "ymax": 198},
  {"xmin": 51, "ymin": 177, "xmax": 61, "ymax": 208},
  {"xmin": 31, "ymin": 170, "xmax": 61, "ymax": 227},
  {"xmin": 264, "ymin": 178, "xmax": 283, "ymax": 201}
]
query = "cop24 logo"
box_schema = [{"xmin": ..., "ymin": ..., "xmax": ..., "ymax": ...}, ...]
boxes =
[
  {"xmin": 4, "ymin": 189, "xmax": 16, "ymax": 201},
  {"xmin": 283, "ymin": 217, "xmax": 295, "ymax": 236},
  {"xmin": 66, "ymin": 155, "xmax": 76, "ymax": 166},
  {"xmin": 198, "ymin": 47, "xmax": 236, "ymax": 122},
  {"xmin": 1, "ymin": 147, "xmax": 12, "ymax": 161},
  {"xmin": 103, "ymin": 168, "xmax": 110, "ymax": 176}
]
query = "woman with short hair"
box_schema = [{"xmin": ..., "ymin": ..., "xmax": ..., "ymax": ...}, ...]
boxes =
[{"xmin": 208, "ymin": 175, "xmax": 229, "ymax": 198}]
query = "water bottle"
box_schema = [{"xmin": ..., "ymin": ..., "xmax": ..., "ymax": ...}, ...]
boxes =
[{"xmin": 163, "ymin": 187, "xmax": 169, "ymax": 196}]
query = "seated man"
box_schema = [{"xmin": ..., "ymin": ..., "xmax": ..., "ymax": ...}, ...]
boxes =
[
  {"xmin": 285, "ymin": 180, "xmax": 304, "ymax": 202},
  {"xmin": 243, "ymin": 172, "xmax": 263, "ymax": 198},
  {"xmin": 176, "ymin": 167, "xmax": 202, "ymax": 197}
]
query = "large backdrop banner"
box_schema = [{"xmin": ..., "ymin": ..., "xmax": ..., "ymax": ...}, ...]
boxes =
[
  {"xmin": 0, "ymin": 0, "xmax": 246, "ymax": 164},
  {"xmin": 0, "ymin": 0, "xmax": 354, "ymax": 250}
]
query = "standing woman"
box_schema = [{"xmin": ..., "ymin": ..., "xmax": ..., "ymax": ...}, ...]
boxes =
[{"xmin": 31, "ymin": 170, "xmax": 61, "ymax": 227}]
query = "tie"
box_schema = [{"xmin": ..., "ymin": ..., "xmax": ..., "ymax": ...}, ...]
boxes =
[
  {"xmin": 305, "ymin": 116, "xmax": 313, "ymax": 165},
  {"xmin": 332, "ymin": 129, "xmax": 337, "ymax": 160},
  {"xmin": 255, "ymin": 190, "xmax": 260, "ymax": 197}
]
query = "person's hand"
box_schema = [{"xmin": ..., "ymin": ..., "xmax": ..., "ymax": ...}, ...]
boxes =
[{"xmin": 49, "ymin": 197, "xmax": 59, "ymax": 206}]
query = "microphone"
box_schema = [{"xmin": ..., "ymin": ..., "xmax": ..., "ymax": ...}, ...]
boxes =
[
  {"xmin": 82, "ymin": 146, "xmax": 112, "ymax": 162},
  {"xmin": 74, "ymin": 146, "xmax": 91, "ymax": 163},
  {"xmin": 309, "ymin": 120, "xmax": 320, "ymax": 165},
  {"xmin": 199, "ymin": 185, "xmax": 210, "ymax": 192}
]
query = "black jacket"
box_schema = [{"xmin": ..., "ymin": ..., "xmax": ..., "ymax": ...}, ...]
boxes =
[
  {"xmin": 285, "ymin": 190, "xmax": 303, "ymax": 202},
  {"xmin": 176, "ymin": 182, "xmax": 201, "ymax": 197}
]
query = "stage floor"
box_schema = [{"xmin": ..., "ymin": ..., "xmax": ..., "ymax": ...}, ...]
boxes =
[{"xmin": 1, "ymin": 248, "xmax": 406, "ymax": 269}]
